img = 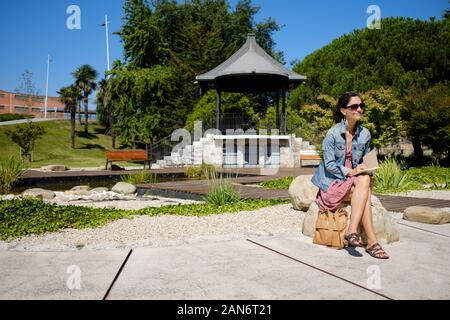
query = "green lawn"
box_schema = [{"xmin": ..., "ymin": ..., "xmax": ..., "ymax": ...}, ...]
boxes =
[{"xmin": 0, "ymin": 120, "xmax": 141, "ymax": 168}]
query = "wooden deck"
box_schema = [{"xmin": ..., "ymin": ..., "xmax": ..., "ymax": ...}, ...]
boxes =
[
  {"xmin": 139, "ymin": 180, "xmax": 290, "ymax": 200},
  {"xmin": 138, "ymin": 173, "xmax": 450, "ymax": 211},
  {"xmin": 21, "ymin": 167, "xmax": 450, "ymax": 211},
  {"xmin": 22, "ymin": 167, "xmax": 315, "ymax": 179},
  {"xmin": 376, "ymin": 195, "xmax": 450, "ymax": 212}
]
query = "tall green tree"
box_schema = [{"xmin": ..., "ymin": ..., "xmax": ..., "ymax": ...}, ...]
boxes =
[
  {"xmin": 291, "ymin": 17, "xmax": 449, "ymax": 102},
  {"xmin": 58, "ymin": 85, "xmax": 81, "ymax": 149},
  {"xmin": 73, "ymin": 65, "xmax": 98, "ymax": 134},
  {"xmin": 96, "ymin": 78, "xmax": 116, "ymax": 149},
  {"xmin": 401, "ymin": 82, "xmax": 450, "ymax": 163},
  {"xmin": 108, "ymin": 65, "xmax": 178, "ymax": 147},
  {"xmin": 114, "ymin": 0, "xmax": 284, "ymax": 142},
  {"xmin": 289, "ymin": 17, "xmax": 449, "ymax": 159}
]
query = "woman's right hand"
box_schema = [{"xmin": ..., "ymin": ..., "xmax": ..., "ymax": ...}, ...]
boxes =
[{"xmin": 348, "ymin": 164, "xmax": 366, "ymax": 176}]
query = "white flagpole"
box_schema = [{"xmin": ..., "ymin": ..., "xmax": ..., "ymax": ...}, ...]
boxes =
[
  {"xmin": 105, "ymin": 15, "xmax": 110, "ymax": 74},
  {"xmin": 44, "ymin": 54, "xmax": 50, "ymax": 119}
]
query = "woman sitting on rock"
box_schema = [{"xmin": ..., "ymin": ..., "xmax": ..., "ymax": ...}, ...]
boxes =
[{"xmin": 311, "ymin": 92, "xmax": 389, "ymax": 259}]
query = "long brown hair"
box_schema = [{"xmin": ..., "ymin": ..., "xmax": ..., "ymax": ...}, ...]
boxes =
[{"xmin": 333, "ymin": 92, "xmax": 362, "ymax": 123}]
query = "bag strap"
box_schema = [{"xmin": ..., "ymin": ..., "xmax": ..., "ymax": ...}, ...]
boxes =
[{"xmin": 327, "ymin": 210, "xmax": 334, "ymax": 246}]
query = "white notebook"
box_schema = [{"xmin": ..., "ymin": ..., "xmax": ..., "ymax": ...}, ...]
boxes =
[{"xmin": 359, "ymin": 150, "xmax": 379, "ymax": 174}]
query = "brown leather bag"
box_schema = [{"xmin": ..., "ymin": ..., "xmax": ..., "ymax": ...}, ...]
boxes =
[{"xmin": 313, "ymin": 208, "xmax": 348, "ymax": 249}]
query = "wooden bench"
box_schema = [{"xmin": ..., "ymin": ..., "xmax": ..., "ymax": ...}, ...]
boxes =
[
  {"xmin": 300, "ymin": 153, "xmax": 321, "ymax": 167},
  {"xmin": 105, "ymin": 150, "xmax": 151, "ymax": 170}
]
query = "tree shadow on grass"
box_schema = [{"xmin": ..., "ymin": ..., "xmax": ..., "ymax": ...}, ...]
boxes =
[
  {"xmin": 76, "ymin": 131, "xmax": 97, "ymax": 139},
  {"xmin": 93, "ymin": 127, "xmax": 108, "ymax": 135},
  {"xmin": 77, "ymin": 143, "xmax": 106, "ymax": 150}
]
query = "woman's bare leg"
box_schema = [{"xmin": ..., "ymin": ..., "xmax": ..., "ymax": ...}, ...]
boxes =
[
  {"xmin": 360, "ymin": 188, "xmax": 389, "ymax": 258},
  {"xmin": 347, "ymin": 174, "xmax": 371, "ymax": 234},
  {"xmin": 360, "ymin": 189, "xmax": 378, "ymax": 246}
]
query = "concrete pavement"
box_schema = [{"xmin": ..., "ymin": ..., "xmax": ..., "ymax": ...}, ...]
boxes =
[{"xmin": 1, "ymin": 221, "xmax": 449, "ymax": 300}]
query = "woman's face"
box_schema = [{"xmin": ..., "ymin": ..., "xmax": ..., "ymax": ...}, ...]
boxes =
[{"xmin": 341, "ymin": 96, "xmax": 364, "ymax": 122}]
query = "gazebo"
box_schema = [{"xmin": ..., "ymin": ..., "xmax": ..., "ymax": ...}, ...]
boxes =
[{"xmin": 195, "ymin": 33, "xmax": 306, "ymax": 134}]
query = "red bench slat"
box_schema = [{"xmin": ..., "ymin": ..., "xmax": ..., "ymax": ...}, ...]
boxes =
[{"xmin": 106, "ymin": 150, "xmax": 148, "ymax": 161}]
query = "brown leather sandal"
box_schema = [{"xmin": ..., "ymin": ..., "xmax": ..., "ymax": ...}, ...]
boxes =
[
  {"xmin": 344, "ymin": 233, "xmax": 364, "ymax": 247},
  {"xmin": 365, "ymin": 243, "xmax": 389, "ymax": 259}
]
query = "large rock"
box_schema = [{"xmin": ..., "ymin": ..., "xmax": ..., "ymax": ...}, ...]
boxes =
[
  {"xmin": 289, "ymin": 175, "xmax": 319, "ymax": 211},
  {"xmin": 302, "ymin": 195, "xmax": 399, "ymax": 245},
  {"xmin": 0, "ymin": 194, "xmax": 15, "ymax": 201},
  {"xmin": 91, "ymin": 187, "xmax": 109, "ymax": 193},
  {"xmin": 71, "ymin": 185, "xmax": 91, "ymax": 192},
  {"xmin": 403, "ymin": 206, "xmax": 450, "ymax": 224},
  {"xmin": 22, "ymin": 188, "xmax": 56, "ymax": 200},
  {"xmin": 111, "ymin": 182, "xmax": 136, "ymax": 195}
]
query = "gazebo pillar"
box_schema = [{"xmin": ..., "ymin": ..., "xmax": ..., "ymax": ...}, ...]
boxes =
[
  {"xmin": 276, "ymin": 90, "xmax": 280, "ymax": 133},
  {"xmin": 215, "ymin": 89, "xmax": 221, "ymax": 131},
  {"xmin": 282, "ymin": 89, "xmax": 287, "ymax": 135}
]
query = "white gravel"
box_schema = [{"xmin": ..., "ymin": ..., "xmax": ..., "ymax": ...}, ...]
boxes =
[
  {"xmin": 2, "ymin": 190, "xmax": 449, "ymax": 252},
  {"xmin": 0, "ymin": 204, "xmax": 304, "ymax": 252}
]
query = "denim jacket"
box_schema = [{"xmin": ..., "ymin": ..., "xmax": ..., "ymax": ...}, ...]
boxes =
[{"xmin": 311, "ymin": 120, "xmax": 371, "ymax": 192}]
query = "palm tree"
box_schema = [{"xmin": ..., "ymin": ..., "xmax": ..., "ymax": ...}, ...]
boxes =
[
  {"xmin": 58, "ymin": 85, "xmax": 81, "ymax": 148},
  {"xmin": 73, "ymin": 65, "xmax": 98, "ymax": 134},
  {"xmin": 96, "ymin": 78, "xmax": 116, "ymax": 149}
]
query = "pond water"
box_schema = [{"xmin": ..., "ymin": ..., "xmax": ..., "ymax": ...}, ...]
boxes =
[
  {"xmin": 11, "ymin": 174, "xmax": 189, "ymax": 195},
  {"xmin": 10, "ymin": 172, "xmax": 249, "ymax": 195}
]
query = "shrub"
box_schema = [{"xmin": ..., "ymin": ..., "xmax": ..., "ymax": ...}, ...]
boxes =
[
  {"xmin": 184, "ymin": 163, "xmax": 217, "ymax": 179},
  {"xmin": 0, "ymin": 156, "xmax": 26, "ymax": 194},
  {"xmin": 204, "ymin": 174, "xmax": 242, "ymax": 206},
  {"xmin": 120, "ymin": 170, "xmax": 156, "ymax": 185},
  {"xmin": 184, "ymin": 165, "xmax": 201, "ymax": 179},
  {"xmin": 4, "ymin": 121, "xmax": 46, "ymax": 162},
  {"xmin": 374, "ymin": 157, "xmax": 412, "ymax": 193},
  {"xmin": 200, "ymin": 163, "xmax": 216, "ymax": 179}
]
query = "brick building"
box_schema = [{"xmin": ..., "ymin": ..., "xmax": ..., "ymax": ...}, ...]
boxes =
[{"xmin": 0, "ymin": 89, "xmax": 65, "ymax": 119}]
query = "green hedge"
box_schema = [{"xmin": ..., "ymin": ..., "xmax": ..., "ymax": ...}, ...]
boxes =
[{"xmin": 0, "ymin": 114, "xmax": 34, "ymax": 122}]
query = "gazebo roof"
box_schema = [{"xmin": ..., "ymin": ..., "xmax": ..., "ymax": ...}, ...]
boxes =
[{"xmin": 195, "ymin": 34, "xmax": 306, "ymax": 93}]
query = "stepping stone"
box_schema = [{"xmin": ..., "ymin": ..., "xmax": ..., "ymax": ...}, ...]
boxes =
[{"xmin": 403, "ymin": 206, "xmax": 450, "ymax": 224}]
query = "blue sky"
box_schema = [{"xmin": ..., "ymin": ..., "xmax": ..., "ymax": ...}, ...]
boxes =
[{"xmin": 0, "ymin": 0, "xmax": 447, "ymax": 102}]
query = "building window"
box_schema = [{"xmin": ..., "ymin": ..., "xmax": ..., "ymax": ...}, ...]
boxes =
[
  {"xmin": 223, "ymin": 139, "xmax": 238, "ymax": 168},
  {"xmin": 244, "ymin": 139, "xmax": 259, "ymax": 168},
  {"xmin": 32, "ymin": 108, "xmax": 41, "ymax": 112},
  {"xmin": 15, "ymin": 94, "xmax": 29, "ymax": 101},
  {"xmin": 265, "ymin": 139, "xmax": 280, "ymax": 168},
  {"xmin": 14, "ymin": 106, "xmax": 28, "ymax": 113},
  {"xmin": 32, "ymin": 97, "xmax": 44, "ymax": 103},
  {"xmin": 0, "ymin": 105, "xmax": 5, "ymax": 110},
  {"xmin": 0, "ymin": 93, "xmax": 5, "ymax": 98}
]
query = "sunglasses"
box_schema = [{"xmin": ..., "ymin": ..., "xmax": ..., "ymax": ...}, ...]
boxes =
[{"xmin": 345, "ymin": 103, "xmax": 365, "ymax": 111}]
